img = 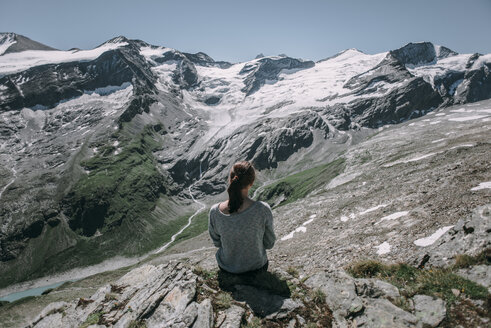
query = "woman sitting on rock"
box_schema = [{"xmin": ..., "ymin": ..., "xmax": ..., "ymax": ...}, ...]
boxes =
[{"xmin": 208, "ymin": 160, "xmax": 276, "ymax": 276}]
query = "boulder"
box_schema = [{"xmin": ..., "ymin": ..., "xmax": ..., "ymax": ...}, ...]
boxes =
[
  {"xmin": 304, "ymin": 268, "xmax": 364, "ymax": 326},
  {"xmin": 413, "ymin": 295, "xmax": 446, "ymax": 327},
  {"xmin": 354, "ymin": 278, "xmax": 401, "ymax": 299},
  {"xmin": 355, "ymin": 298, "xmax": 421, "ymax": 328}
]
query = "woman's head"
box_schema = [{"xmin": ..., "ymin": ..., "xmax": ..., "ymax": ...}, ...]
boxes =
[{"xmin": 227, "ymin": 160, "xmax": 256, "ymax": 213}]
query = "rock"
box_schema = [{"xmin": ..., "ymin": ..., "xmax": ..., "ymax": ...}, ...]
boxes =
[
  {"xmin": 457, "ymin": 265, "xmax": 491, "ymax": 293},
  {"xmin": 29, "ymin": 301, "xmax": 69, "ymax": 328},
  {"xmin": 287, "ymin": 318, "xmax": 296, "ymax": 328},
  {"xmin": 29, "ymin": 262, "xmax": 201, "ymax": 328},
  {"xmin": 451, "ymin": 288, "xmax": 460, "ymax": 297},
  {"xmin": 413, "ymin": 295, "xmax": 446, "ymax": 327},
  {"xmin": 355, "ymin": 298, "xmax": 421, "ymax": 328},
  {"xmin": 218, "ymin": 304, "xmax": 245, "ymax": 328},
  {"xmin": 354, "ymin": 278, "xmax": 401, "ymax": 299},
  {"xmin": 239, "ymin": 56, "xmax": 315, "ymax": 95},
  {"xmin": 304, "ymin": 268, "xmax": 364, "ymax": 325},
  {"xmin": 192, "ymin": 298, "xmax": 214, "ymax": 328}
]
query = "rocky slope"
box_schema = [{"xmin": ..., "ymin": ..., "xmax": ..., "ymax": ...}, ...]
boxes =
[{"xmin": 0, "ymin": 33, "xmax": 490, "ymax": 292}]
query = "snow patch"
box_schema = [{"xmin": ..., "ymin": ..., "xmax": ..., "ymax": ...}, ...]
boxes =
[
  {"xmin": 450, "ymin": 144, "xmax": 474, "ymax": 150},
  {"xmin": 384, "ymin": 153, "xmax": 437, "ymax": 167},
  {"xmin": 85, "ymin": 82, "xmax": 131, "ymax": 96},
  {"xmin": 414, "ymin": 225, "xmax": 454, "ymax": 247},
  {"xmin": 431, "ymin": 138, "xmax": 446, "ymax": 143},
  {"xmin": 448, "ymin": 115, "xmax": 487, "ymax": 122},
  {"xmin": 471, "ymin": 181, "xmax": 491, "ymax": 191},
  {"xmin": 375, "ymin": 241, "xmax": 391, "ymax": 255},
  {"xmin": 0, "ymin": 34, "xmax": 16, "ymax": 55},
  {"xmin": 359, "ymin": 204, "xmax": 389, "ymax": 215},
  {"xmin": 281, "ymin": 226, "xmax": 308, "ymax": 241},
  {"xmin": 376, "ymin": 211, "xmax": 409, "ymax": 224},
  {"xmin": 0, "ymin": 41, "xmax": 128, "ymax": 74}
]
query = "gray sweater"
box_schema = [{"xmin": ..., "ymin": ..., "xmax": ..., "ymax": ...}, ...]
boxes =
[{"xmin": 208, "ymin": 200, "xmax": 276, "ymax": 273}]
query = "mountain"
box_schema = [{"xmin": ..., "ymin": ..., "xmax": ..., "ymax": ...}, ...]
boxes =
[
  {"xmin": 0, "ymin": 34, "xmax": 490, "ymax": 292},
  {"xmin": 0, "ymin": 32, "xmax": 56, "ymax": 55}
]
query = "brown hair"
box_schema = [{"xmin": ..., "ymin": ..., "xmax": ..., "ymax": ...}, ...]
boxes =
[{"xmin": 227, "ymin": 161, "xmax": 256, "ymax": 213}]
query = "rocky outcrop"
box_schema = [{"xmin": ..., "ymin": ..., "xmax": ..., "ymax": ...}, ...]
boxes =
[
  {"xmin": 239, "ymin": 56, "xmax": 315, "ymax": 95},
  {"xmin": 304, "ymin": 267, "xmax": 454, "ymax": 328},
  {"xmin": 29, "ymin": 262, "xmax": 206, "ymax": 328},
  {"xmin": 389, "ymin": 42, "xmax": 457, "ymax": 66},
  {"xmin": 27, "ymin": 262, "xmax": 326, "ymax": 328}
]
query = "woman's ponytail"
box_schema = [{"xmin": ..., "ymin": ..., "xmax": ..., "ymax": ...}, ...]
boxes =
[{"xmin": 227, "ymin": 161, "xmax": 255, "ymax": 213}]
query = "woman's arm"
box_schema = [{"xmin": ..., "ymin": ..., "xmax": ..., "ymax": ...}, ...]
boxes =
[
  {"xmin": 208, "ymin": 208, "xmax": 221, "ymax": 248},
  {"xmin": 263, "ymin": 204, "xmax": 276, "ymax": 249}
]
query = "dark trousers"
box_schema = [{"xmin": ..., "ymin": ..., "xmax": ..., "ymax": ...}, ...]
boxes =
[{"xmin": 218, "ymin": 260, "xmax": 269, "ymax": 275}]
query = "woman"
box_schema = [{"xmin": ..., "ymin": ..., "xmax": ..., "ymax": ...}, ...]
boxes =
[{"xmin": 208, "ymin": 160, "xmax": 276, "ymax": 275}]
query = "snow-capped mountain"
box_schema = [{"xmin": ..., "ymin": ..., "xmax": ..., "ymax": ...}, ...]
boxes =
[
  {"xmin": 0, "ymin": 32, "xmax": 56, "ymax": 56},
  {"xmin": 0, "ymin": 33, "xmax": 490, "ymax": 287}
]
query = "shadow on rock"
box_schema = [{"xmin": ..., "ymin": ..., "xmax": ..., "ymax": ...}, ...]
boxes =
[{"xmin": 217, "ymin": 270, "xmax": 293, "ymax": 317}]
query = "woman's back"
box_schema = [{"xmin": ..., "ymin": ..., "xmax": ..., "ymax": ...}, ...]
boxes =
[{"xmin": 208, "ymin": 200, "xmax": 276, "ymax": 274}]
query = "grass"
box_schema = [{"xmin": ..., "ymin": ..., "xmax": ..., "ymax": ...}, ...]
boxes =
[
  {"xmin": 128, "ymin": 320, "xmax": 147, "ymax": 328},
  {"xmin": 104, "ymin": 292, "xmax": 118, "ymax": 302},
  {"xmin": 346, "ymin": 260, "xmax": 489, "ymax": 305},
  {"xmin": 215, "ymin": 292, "xmax": 233, "ymax": 310},
  {"xmin": 256, "ymin": 158, "xmax": 345, "ymax": 208},
  {"xmin": 453, "ymin": 248, "xmax": 490, "ymax": 269},
  {"xmin": 80, "ymin": 311, "xmax": 103, "ymax": 328},
  {"xmin": 243, "ymin": 317, "xmax": 262, "ymax": 328},
  {"xmin": 286, "ymin": 266, "xmax": 299, "ymax": 278},
  {"xmin": 311, "ymin": 288, "xmax": 326, "ymax": 305}
]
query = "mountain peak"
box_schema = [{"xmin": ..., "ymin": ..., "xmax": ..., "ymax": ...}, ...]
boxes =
[
  {"xmin": 317, "ymin": 48, "xmax": 365, "ymax": 63},
  {"xmin": 97, "ymin": 36, "xmax": 130, "ymax": 48},
  {"xmin": 0, "ymin": 32, "xmax": 56, "ymax": 55},
  {"xmin": 106, "ymin": 36, "xmax": 129, "ymax": 44}
]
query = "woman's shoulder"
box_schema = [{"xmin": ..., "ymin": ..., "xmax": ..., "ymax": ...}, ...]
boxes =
[
  {"xmin": 255, "ymin": 200, "xmax": 272, "ymax": 213},
  {"xmin": 209, "ymin": 203, "xmax": 220, "ymax": 215}
]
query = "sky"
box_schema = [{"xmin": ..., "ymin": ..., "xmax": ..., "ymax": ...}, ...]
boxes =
[{"xmin": 1, "ymin": 0, "xmax": 490, "ymax": 63}]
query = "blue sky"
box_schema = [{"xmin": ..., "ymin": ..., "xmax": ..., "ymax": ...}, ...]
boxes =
[{"xmin": 1, "ymin": 0, "xmax": 490, "ymax": 63}]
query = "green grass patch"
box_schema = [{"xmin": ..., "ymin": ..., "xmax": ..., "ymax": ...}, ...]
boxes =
[
  {"xmin": 169, "ymin": 208, "xmax": 209, "ymax": 246},
  {"xmin": 80, "ymin": 311, "xmax": 103, "ymax": 328},
  {"xmin": 346, "ymin": 260, "xmax": 489, "ymax": 305},
  {"xmin": 256, "ymin": 158, "xmax": 345, "ymax": 208},
  {"xmin": 63, "ymin": 125, "xmax": 167, "ymax": 237}
]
